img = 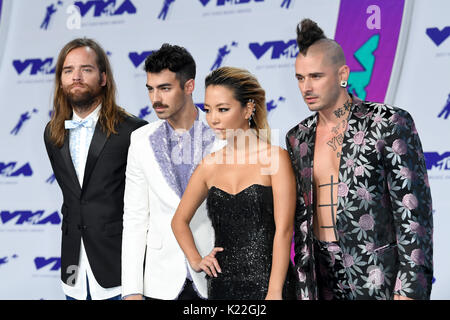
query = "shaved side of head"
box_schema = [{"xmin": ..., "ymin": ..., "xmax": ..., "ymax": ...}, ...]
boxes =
[{"xmin": 296, "ymin": 18, "xmax": 346, "ymax": 69}]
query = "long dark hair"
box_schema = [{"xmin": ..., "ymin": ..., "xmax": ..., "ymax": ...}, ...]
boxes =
[{"xmin": 48, "ymin": 38, "xmax": 128, "ymax": 147}]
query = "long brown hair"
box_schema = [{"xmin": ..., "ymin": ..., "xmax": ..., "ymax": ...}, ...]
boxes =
[
  {"xmin": 48, "ymin": 38, "xmax": 128, "ymax": 147},
  {"xmin": 205, "ymin": 66, "xmax": 271, "ymax": 143}
]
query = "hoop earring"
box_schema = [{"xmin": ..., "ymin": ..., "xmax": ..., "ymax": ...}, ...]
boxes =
[{"xmin": 340, "ymin": 80, "xmax": 348, "ymax": 88}]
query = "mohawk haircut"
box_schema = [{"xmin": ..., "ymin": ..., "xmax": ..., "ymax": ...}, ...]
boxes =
[
  {"xmin": 296, "ymin": 18, "xmax": 327, "ymax": 55},
  {"xmin": 296, "ymin": 18, "xmax": 346, "ymax": 66}
]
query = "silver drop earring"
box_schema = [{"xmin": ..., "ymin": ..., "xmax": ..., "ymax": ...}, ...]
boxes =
[
  {"xmin": 248, "ymin": 99, "xmax": 255, "ymax": 127},
  {"xmin": 340, "ymin": 80, "xmax": 348, "ymax": 88}
]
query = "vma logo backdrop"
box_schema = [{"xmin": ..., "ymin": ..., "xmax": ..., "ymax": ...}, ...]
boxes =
[
  {"xmin": 13, "ymin": 58, "xmax": 56, "ymax": 76},
  {"xmin": 424, "ymin": 152, "xmax": 450, "ymax": 171},
  {"xmin": 0, "ymin": 210, "xmax": 61, "ymax": 225},
  {"xmin": 199, "ymin": 0, "xmax": 264, "ymax": 6},
  {"xmin": 0, "ymin": 255, "xmax": 18, "ymax": 267},
  {"xmin": 0, "ymin": 162, "xmax": 33, "ymax": 178},
  {"xmin": 266, "ymin": 96, "xmax": 286, "ymax": 112},
  {"xmin": 438, "ymin": 94, "xmax": 450, "ymax": 120},
  {"xmin": 74, "ymin": 0, "xmax": 137, "ymax": 17},
  {"xmin": 129, "ymin": 51, "xmax": 154, "ymax": 69},
  {"xmin": 34, "ymin": 257, "xmax": 61, "ymax": 271},
  {"xmin": 40, "ymin": 1, "xmax": 64, "ymax": 30},
  {"xmin": 138, "ymin": 106, "xmax": 152, "ymax": 120},
  {"xmin": 211, "ymin": 42, "xmax": 238, "ymax": 71},
  {"xmin": 249, "ymin": 39, "xmax": 298, "ymax": 60},
  {"xmin": 10, "ymin": 109, "xmax": 39, "ymax": 136},
  {"xmin": 158, "ymin": 0, "xmax": 175, "ymax": 20},
  {"xmin": 426, "ymin": 26, "xmax": 450, "ymax": 46}
]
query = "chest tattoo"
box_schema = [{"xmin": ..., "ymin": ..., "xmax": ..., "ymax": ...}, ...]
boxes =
[
  {"xmin": 326, "ymin": 133, "xmax": 344, "ymax": 151},
  {"xmin": 318, "ymin": 175, "xmax": 339, "ymax": 241}
]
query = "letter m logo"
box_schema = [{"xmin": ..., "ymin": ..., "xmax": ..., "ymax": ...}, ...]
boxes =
[
  {"xmin": 249, "ymin": 39, "xmax": 298, "ymax": 60},
  {"xmin": 129, "ymin": 51, "xmax": 154, "ymax": 68},
  {"xmin": 34, "ymin": 257, "xmax": 61, "ymax": 271},
  {"xmin": 12, "ymin": 58, "xmax": 55, "ymax": 75},
  {"xmin": 424, "ymin": 152, "xmax": 450, "ymax": 170}
]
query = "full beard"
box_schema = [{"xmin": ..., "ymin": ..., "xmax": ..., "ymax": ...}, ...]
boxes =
[{"xmin": 65, "ymin": 85, "xmax": 102, "ymax": 111}]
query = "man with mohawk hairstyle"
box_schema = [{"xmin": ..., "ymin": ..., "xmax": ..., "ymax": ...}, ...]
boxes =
[{"xmin": 286, "ymin": 19, "xmax": 433, "ymax": 300}]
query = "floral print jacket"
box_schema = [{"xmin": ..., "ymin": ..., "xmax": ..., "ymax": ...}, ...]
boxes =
[{"xmin": 285, "ymin": 96, "xmax": 433, "ymax": 300}]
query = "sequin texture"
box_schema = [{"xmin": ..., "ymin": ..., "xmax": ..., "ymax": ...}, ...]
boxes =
[{"xmin": 206, "ymin": 184, "xmax": 297, "ymax": 300}]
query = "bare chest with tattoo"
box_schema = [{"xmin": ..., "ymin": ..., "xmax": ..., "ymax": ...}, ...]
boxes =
[{"xmin": 312, "ymin": 102, "xmax": 351, "ymax": 242}]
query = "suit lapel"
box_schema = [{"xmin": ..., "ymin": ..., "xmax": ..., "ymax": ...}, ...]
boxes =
[
  {"xmin": 149, "ymin": 122, "xmax": 182, "ymax": 199},
  {"xmin": 81, "ymin": 121, "xmax": 108, "ymax": 192},
  {"xmin": 60, "ymin": 135, "xmax": 82, "ymax": 197},
  {"xmin": 340, "ymin": 97, "xmax": 373, "ymax": 166},
  {"xmin": 303, "ymin": 115, "xmax": 318, "ymax": 209},
  {"xmin": 336, "ymin": 97, "xmax": 372, "ymax": 235}
]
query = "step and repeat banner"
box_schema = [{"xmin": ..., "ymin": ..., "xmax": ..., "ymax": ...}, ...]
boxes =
[{"xmin": 0, "ymin": 0, "xmax": 448, "ymax": 299}]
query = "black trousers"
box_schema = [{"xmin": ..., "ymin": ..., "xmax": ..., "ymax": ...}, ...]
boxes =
[{"xmin": 145, "ymin": 279, "xmax": 203, "ymax": 300}]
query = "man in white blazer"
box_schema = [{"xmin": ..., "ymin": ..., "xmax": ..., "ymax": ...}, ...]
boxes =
[{"xmin": 122, "ymin": 44, "xmax": 224, "ymax": 300}]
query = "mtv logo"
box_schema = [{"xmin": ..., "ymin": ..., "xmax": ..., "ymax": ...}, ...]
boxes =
[
  {"xmin": 129, "ymin": 51, "xmax": 154, "ymax": 68},
  {"xmin": 13, "ymin": 58, "xmax": 55, "ymax": 75},
  {"xmin": 249, "ymin": 40, "xmax": 298, "ymax": 60},
  {"xmin": 424, "ymin": 152, "xmax": 450, "ymax": 170},
  {"xmin": 34, "ymin": 257, "xmax": 61, "ymax": 271},
  {"xmin": 426, "ymin": 26, "xmax": 450, "ymax": 46},
  {"xmin": 0, "ymin": 162, "xmax": 33, "ymax": 177},
  {"xmin": 0, "ymin": 210, "xmax": 61, "ymax": 225},
  {"xmin": 74, "ymin": 0, "xmax": 137, "ymax": 17}
]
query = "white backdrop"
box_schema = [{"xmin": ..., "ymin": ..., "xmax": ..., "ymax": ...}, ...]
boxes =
[{"xmin": 0, "ymin": 0, "xmax": 448, "ymax": 300}]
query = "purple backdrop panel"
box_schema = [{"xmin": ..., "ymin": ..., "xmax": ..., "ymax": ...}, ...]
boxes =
[{"xmin": 334, "ymin": 0, "xmax": 404, "ymax": 103}]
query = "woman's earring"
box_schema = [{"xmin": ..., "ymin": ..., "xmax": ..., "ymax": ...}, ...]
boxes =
[
  {"xmin": 248, "ymin": 108, "xmax": 256, "ymax": 127},
  {"xmin": 340, "ymin": 80, "xmax": 348, "ymax": 88},
  {"xmin": 247, "ymin": 99, "xmax": 255, "ymax": 127}
]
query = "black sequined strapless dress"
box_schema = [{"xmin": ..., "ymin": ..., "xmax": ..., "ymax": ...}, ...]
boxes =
[{"xmin": 206, "ymin": 184, "xmax": 297, "ymax": 300}]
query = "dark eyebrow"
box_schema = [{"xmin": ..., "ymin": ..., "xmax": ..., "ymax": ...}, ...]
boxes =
[
  {"xmin": 204, "ymin": 102, "xmax": 232, "ymax": 108},
  {"xmin": 62, "ymin": 64, "xmax": 95, "ymax": 70},
  {"xmin": 157, "ymin": 83, "xmax": 172, "ymax": 89},
  {"xmin": 146, "ymin": 83, "xmax": 172, "ymax": 89},
  {"xmin": 295, "ymin": 72, "xmax": 325, "ymax": 78}
]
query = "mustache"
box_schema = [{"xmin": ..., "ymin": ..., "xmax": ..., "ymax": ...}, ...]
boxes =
[
  {"xmin": 153, "ymin": 102, "xmax": 169, "ymax": 109},
  {"xmin": 304, "ymin": 93, "xmax": 318, "ymax": 98},
  {"xmin": 69, "ymin": 83, "xmax": 88, "ymax": 90}
]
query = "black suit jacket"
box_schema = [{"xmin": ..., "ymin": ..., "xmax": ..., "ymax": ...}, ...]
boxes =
[{"xmin": 44, "ymin": 114, "xmax": 147, "ymax": 288}]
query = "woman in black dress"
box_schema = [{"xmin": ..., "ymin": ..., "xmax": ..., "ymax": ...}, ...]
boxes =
[{"xmin": 171, "ymin": 67, "xmax": 297, "ymax": 300}]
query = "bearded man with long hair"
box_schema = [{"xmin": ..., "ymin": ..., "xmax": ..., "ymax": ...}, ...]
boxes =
[{"xmin": 44, "ymin": 38, "xmax": 147, "ymax": 300}]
